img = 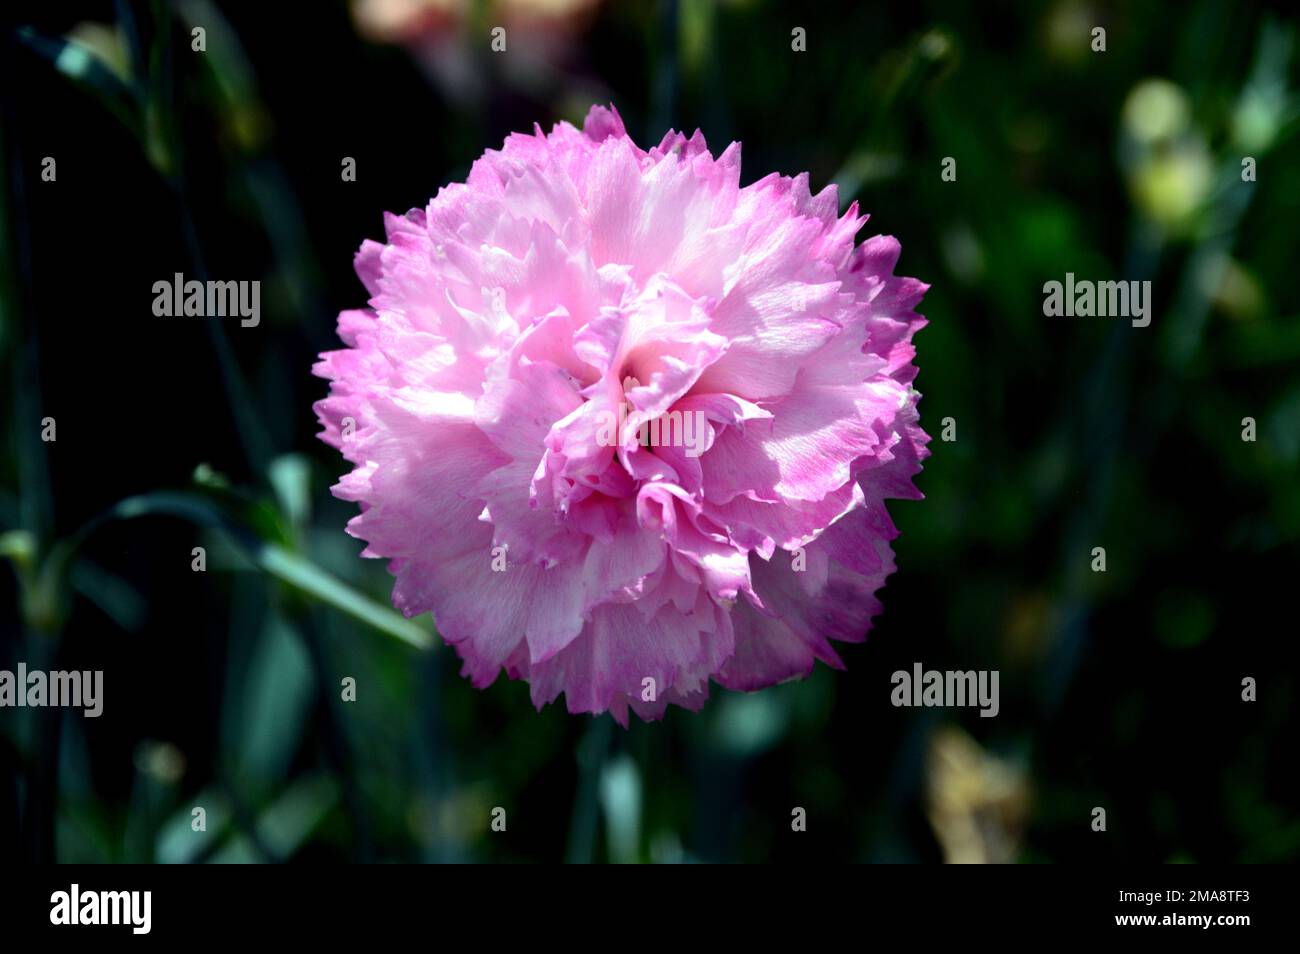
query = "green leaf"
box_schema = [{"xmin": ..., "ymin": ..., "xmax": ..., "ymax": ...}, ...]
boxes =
[
  {"xmin": 156, "ymin": 789, "xmax": 232, "ymax": 864},
  {"xmin": 15, "ymin": 28, "xmax": 140, "ymax": 134},
  {"xmin": 268, "ymin": 454, "xmax": 312, "ymax": 531},
  {"xmin": 0, "ymin": 529, "xmax": 36, "ymax": 573},
  {"xmin": 223, "ymin": 612, "xmax": 315, "ymax": 785},
  {"xmin": 256, "ymin": 544, "xmax": 432, "ymax": 650},
  {"xmin": 209, "ymin": 775, "xmax": 338, "ymax": 863},
  {"xmin": 70, "ymin": 562, "xmax": 148, "ymax": 630},
  {"xmin": 58, "ymin": 490, "xmax": 436, "ymax": 651}
]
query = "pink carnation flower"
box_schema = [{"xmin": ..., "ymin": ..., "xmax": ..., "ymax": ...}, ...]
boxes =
[{"xmin": 314, "ymin": 105, "xmax": 929, "ymax": 724}]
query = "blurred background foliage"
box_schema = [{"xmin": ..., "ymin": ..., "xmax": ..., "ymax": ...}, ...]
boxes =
[{"xmin": 1, "ymin": 0, "xmax": 1298, "ymax": 863}]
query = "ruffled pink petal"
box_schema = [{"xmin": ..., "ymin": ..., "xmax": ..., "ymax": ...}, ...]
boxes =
[{"xmin": 314, "ymin": 103, "xmax": 929, "ymax": 721}]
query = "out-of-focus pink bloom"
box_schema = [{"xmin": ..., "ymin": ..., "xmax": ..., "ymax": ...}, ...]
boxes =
[
  {"xmin": 315, "ymin": 105, "xmax": 929, "ymax": 723},
  {"xmin": 351, "ymin": 0, "xmax": 603, "ymax": 101}
]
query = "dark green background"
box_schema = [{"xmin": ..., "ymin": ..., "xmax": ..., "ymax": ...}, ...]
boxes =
[{"xmin": 2, "ymin": 0, "xmax": 1297, "ymax": 863}]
